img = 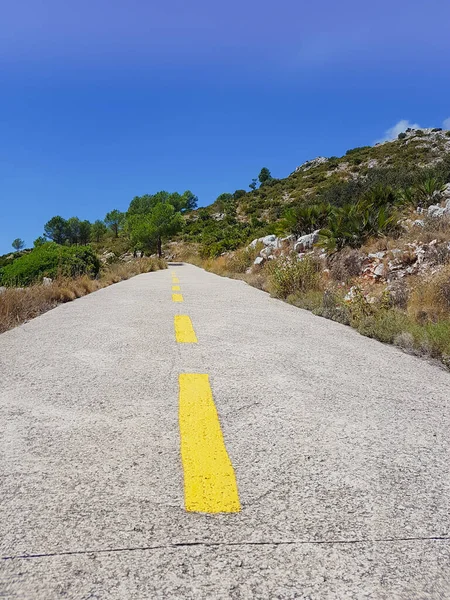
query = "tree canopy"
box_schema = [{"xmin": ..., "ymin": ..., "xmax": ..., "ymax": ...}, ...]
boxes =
[
  {"xmin": 128, "ymin": 190, "xmax": 197, "ymax": 215},
  {"xmin": 127, "ymin": 202, "xmax": 182, "ymax": 256},
  {"xmin": 104, "ymin": 210, "xmax": 125, "ymax": 238},
  {"xmin": 12, "ymin": 238, "xmax": 25, "ymax": 251}
]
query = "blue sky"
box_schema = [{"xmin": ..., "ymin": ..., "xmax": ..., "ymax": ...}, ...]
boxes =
[{"xmin": 1, "ymin": 0, "xmax": 450, "ymax": 253}]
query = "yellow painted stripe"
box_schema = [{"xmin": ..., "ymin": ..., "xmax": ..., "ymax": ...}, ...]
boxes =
[
  {"xmin": 174, "ymin": 315, "xmax": 198, "ymax": 343},
  {"xmin": 179, "ymin": 374, "xmax": 240, "ymax": 513},
  {"xmin": 172, "ymin": 277, "xmax": 180, "ymax": 284},
  {"xmin": 171, "ymin": 271, "xmax": 176, "ymax": 276},
  {"xmin": 172, "ymin": 285, "xmax": 181, "ymax": 291},
  {"xmin": 172, "ymin": 293, "xmax": 184, "ymax": 302}
]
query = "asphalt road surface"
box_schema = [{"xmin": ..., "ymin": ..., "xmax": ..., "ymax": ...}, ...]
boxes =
[{"xmin": 1, "ymin": 263, "xmax": 449, "ymax": 599}]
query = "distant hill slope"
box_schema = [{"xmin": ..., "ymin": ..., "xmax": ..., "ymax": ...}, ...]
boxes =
[{"xmin": 182, "ymin": 128, "xmax": 450, "ymax": 256}]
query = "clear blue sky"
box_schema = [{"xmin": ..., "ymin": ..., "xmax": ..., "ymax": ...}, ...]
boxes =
[{"xmin": 1, "ymin": 0, "xmax": 449, "ymax": 253}]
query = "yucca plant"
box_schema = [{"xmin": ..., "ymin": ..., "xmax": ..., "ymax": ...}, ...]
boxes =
[
  {"xmin": 416, "ymin": 176, "xmax": 446, "ymax": 208},
  {"xmin": 282, "ymin": 203, "xmax": 332, "ymax": 236},
  {"xmin": 318, "ymin": 201, "xmax": 399, "ymax": 254}
]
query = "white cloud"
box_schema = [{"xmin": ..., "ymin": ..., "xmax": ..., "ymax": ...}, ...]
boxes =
[
  {"xmin": 443, "ymin": 117, "xmax": 450, "ymax": 130},
  {"xmin": 376, "ymin": 119, "xmax": 422, "ymax": 144}
]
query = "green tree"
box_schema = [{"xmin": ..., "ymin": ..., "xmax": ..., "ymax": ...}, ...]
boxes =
[
  {"xmin": 128, "ymin": 203, "xmax": 182, "ymax": 257},
  {"xmin": 78, "ymin": 220, "xmax": 92, "ymax": 245},
  {"xmin": 105, "ymin": 209, "xmax": 125, "ymax": 237},
  {"xmin": 67, "ymin": 217, "xmax": 81, "ymax": 245},
  {"xmin": 258, "ymin": 167, "xmax": 272, "ymax": 185},
  {"xmin": 33, "ymin": 236, "xmax": 47, "ymax": 248},
  {"xmin": 44, "ymin": 216, "xmax": 69, "ymax": 245},
  {"xmin": 249, "ymin": 178, "xmax": 258, "ymax": 191},
  {"xmin": 128, "ymin": 190, "xmax": 197, "ymax": 215},
  {"xmin": 91, "ymin": 220, "xmax": 107, "ymax": 243},
  {"xmin": 12, "ymin": 238, "xmax": 25, "ymax": 251}
]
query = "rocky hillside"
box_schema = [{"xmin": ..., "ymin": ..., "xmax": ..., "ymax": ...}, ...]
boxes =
[{"xmin": 182, "ymin": 127, "xmax": 450, "ymax": 257}]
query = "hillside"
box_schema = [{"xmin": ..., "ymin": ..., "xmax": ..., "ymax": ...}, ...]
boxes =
[{"xmin": 181, "ymin": 127, "xmax": 450, "ymax": 256}]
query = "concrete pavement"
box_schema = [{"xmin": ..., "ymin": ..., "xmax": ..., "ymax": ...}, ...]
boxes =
[{"xmin": 1, "ymin": 263, "xmax": 449, "ymax": 598}]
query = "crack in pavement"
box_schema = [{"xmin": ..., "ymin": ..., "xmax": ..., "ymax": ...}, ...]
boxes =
[{"xmin": 3, "ymin": 535, "xmax": 449, "ymax": 561}]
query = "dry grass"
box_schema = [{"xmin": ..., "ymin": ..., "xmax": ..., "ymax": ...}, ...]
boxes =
[
  {"xmin": 407, "ymin": 265, "xmax": 450, "ymax": 323},
  {"xmin": 0, "ymin": 258, "xmax": 166, "ymax": 334}
]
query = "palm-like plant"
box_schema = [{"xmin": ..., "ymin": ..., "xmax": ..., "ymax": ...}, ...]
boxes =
[
  {"xmin": 318, "ymin": 197, "xmax": 399, "ymax": 254},
  {"xmin": 416, "ymin": 177, "xmax": 446, "ymax": 208},
  {"xmin": 283, "ymin": 203, "xmax": 332, "ymax": 236}
]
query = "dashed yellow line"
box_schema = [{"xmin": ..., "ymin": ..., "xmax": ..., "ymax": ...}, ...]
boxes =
[
  {"xmin": 179, "ymin": 374, "xmax": 240, "ymax": 513},
  {"xmin": 172, "ymin": 293, "xmax": 184, "ymax": 302},
  {"xmin": 172, "ymin": 277, "xmax": 180, "ymax": 284},
  {"xmin": 172, "ymin": 285, "xmax": 181, "ymax": 291},
  {"xmin": 174, "ymin": 315, "xmax": 198, "ymax": 343}
]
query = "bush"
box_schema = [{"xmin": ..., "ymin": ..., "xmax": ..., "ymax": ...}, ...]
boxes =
[
  {"xmin": 398, "ymin": 132, "xmax": 407, "ymax": 140},
  {"xmin": 329, "ymin": 248, "xmax": 364, "ymax": 282},
  {"xmin": 267, "ymin": 255, "xmax": 322, "ymax": 298},
  {"xmin": 0, "ymin": 243, "xmax": 100, "ymax": 286},
  {"xmin": 407, "ymin": 265, "xmax": 450, "ymax": 322}
]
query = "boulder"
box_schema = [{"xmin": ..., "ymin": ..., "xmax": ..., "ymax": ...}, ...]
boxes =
[
  {"xmin": 294, "ymin": 230, "xmax": 320, "ymax": 252},
  {"xmin": 42, "ymin": 277, "xmax": 53, "ymax": 286},
  {"xmin": 373, "ymin": 263, "xmax": 386, "ymax": 278},
  {"xmin": 0, "ymin": 286, "xmax": 6, "ymax": 295},
  {"xmin": 100, "ymin": 251, "xmax": 116, "ymax": 263},
  {"xmin": 295, "ymin": 157, "xmax": 328, "ymax": 173},
  {"xmin": 261, "ymin": 234, "xmax": 278, "ymax": 248},
  {"xmin": 253, "ymin": 256, "xmax": 265, "ymax": 266},
  {"xmin": 260, "ymin": 246, "xmax": 273, "ymax": 258},
  {"xmin": 428, "ymin": 200, "xmax": 450, "ymax": 218},
  {"xmin": 428, "ymin": 204, "xmax": 446, "ymax": 218},
  {"xmin": 249, "ymin": 235, "xmax": 280, "ymax": 250}
]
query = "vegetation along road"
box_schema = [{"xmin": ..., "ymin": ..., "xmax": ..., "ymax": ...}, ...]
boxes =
[{"xmin": 1, "ymin": 264, "xmax": 449, "ymax": 598}]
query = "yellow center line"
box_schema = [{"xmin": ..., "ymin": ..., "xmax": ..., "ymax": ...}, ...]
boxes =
[
  {"xmin": 174, "ymin": 315, "xmax": 198, "ymax": 343},
  {"xmin": 178, "ymin": 374, "xmax": 241, "ymax": 513},
  {"xmin": 172, "ymin": 277, "xmax": 180, "ymax": 284},
  {"xmin": 172, "ymin": 285, "xmax": 181, "ymax": 291},
  {"xmin": 172, "ymin": 293, "xmax": 184, "ymax": 302}
]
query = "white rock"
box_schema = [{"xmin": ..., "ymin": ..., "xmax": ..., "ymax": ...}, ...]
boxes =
[
  {"xmin": 0, "ymin": 286, "xmax": 6, "ymax": 294},
  {"xmin": 295, "ymin": 157, "xmax": 328, "ymax": 173},
  {"xmin": 413, "ymin": 219, "xmax": 425, "ymax": 227},
  {"xmin": 253, "ymin": 256, "xmax": 265, "ymax": 266},
  {"xmin": 428, "ymin": 205, "xmax": 446, "ymax": 218},
  {"xmin": 249, "ymin": 235, "xmax": 280, "ymax": 249},
  {"xmin": 42, "ymin": 277, "xmax": 53, "ymax": 286},
  {"xmin": 374, "ymin": 263, "xmax": 386, "ymax": 278},
  {"xmin": 260, "ymin": 246, "xmax": 273, "ymax": 258},
  {"xmin": 294, "ymin": 230, "xmax": 320, "ymax": 252},
  {"xmin": 368, "ymin": 251, "xmax": 386, "ymax": 259},
  {"xmin": 261, "ymin": 234, "xmax": 278, "ymax": 247}
]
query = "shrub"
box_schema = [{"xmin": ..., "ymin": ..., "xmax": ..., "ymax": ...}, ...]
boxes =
[
  {"xmin": 408, "ymin": 265, "xmax": 450, "ymax": 322},
  {"xmin": 329, "ymin": 248, "xmax": 364, "ymax": 282},
  {"xmin": 267, "ymin": 255, "xmax": 322, "ymax": 298},
  {"xmin": 0, "ymin": 243, "xmax": 100, "ymax": 286},
  {"xmin": 398, "ymin": 132, "xmax": 407, "ymax": 140}
]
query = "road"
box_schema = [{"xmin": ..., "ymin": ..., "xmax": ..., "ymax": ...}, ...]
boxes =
[{"xmin": 1, "ymin": 263, "xmax": 449, "ymax": 599}]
